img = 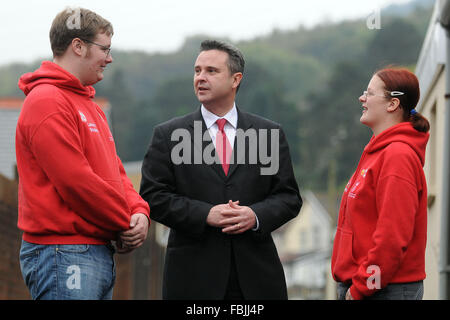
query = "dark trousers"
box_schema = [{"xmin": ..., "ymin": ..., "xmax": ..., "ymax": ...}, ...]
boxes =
[
  {"xmin": 224, "ymin": 243, "xmax": 244, "ymax": 300},
  {"xmin": 337, "ymin": 281, "xmax": 424, "ymax": 300}
]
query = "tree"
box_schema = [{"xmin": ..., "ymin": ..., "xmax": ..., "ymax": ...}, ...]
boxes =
[
  {"xmin": 365, "ymin": 19, "xmax": 423, "ymax": 71},
  {"xmin": 298, "ymin": 61, "xmax": 370, "ymax": 190},
  {"xmin": 237, "ymin": 61, "xmax": 302, "ymax": 166},
  {"xmin": 97, "ymin": 69, "xmax": 138, "ymax": 161}
]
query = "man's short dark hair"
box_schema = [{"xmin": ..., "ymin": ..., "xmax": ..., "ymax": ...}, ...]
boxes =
[{"xmin": 200, "ymin": 40, "xmax": 245, "ymax": 75}]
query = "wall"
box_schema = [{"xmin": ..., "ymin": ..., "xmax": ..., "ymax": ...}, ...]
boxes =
[
  {"xmin": 0, "ymin": 174, "xmax": 29, "ymax": 299},
  {"xmin": 420, "ymin": 67, "xmax": 446, "ymax": 299}
]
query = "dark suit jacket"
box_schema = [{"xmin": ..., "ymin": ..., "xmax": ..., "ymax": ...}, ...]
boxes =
[{"xmin": 140, "ymin": 107, "xmax": 302, "ymax": 299}]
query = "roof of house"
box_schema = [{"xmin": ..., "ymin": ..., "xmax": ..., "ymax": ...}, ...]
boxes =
[
  {"xmin": 0, "ymin": 96, "xmax": 111, "ymax": 110},
  {"xmin": 415, "ymin": 0, "xmax": 448, "ymax": 110},
  {"xmin": 0, "ymin": 97, "xmax": 24, "ymax": 109}
]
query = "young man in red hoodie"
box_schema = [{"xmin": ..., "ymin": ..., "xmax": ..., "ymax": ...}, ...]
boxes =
[
  {"xmin": 16, "ymin": 7, "xmax": 150, "ymax": 300},
  {"xmin": 331, "ymin": 68, "xmax": 429, "ymax": 300}
]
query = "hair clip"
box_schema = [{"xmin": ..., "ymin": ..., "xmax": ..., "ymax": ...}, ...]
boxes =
[
  {"xmin": 390, "ymin": 91, "xmax": 405, "ymax": 96},
  {"xmin": 410, "ymin": 109, "xmax": 418, "ymax": 115}
]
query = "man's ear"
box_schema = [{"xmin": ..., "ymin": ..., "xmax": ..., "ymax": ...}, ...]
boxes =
[
  {"xmin": 232, "ymin": 72, "xmax": 243, "ymax": 89},
  {"xmin": 70, "ymin": 38, "xmax": 84, "ymax": 57}
]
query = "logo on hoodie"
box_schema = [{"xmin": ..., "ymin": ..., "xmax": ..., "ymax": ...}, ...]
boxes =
[
  {"xmin": 361, "ymin": 169, "xmax": 368, "ymax": 178},
  {"xmin": 79, "ymin": 111, "xmax": 87, "ymax": 122},
  {"xmin": 349, "ymin": 181, "xmax": 360, "ymax": 198}
]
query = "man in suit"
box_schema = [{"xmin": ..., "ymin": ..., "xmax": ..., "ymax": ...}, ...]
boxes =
[{"xmin": 140, "ymin": 40, "xmax": 302, "ymax": 300}]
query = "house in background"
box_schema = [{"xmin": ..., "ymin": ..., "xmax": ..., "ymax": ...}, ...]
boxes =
[
  {"xmin": 415, "ymin": 0, "xmax": 450, "ymax": 300},
  {"xmin": 0, "ymin": 98, "xmax": 24, "ymax": 180},
  {"xmin": 0, "ymin": 97, "xmax": 111, "ymax": 180},
  {"xmin": 274, "ymin": 190, "xmax": 334, "ymax": 299}
]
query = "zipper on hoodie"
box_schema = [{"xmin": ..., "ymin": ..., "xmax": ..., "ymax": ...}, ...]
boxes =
[{"xmin": 340, "ymin": 150, "xmax": 368, "ymax": 227}]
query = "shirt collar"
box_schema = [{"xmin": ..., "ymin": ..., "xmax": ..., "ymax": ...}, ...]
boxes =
[{"xmin": 201, "ymin": 103, "xmax": 238, "ymax": 129}]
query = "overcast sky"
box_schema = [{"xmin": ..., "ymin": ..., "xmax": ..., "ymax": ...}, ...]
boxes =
[{"xmin": 0, "ymin": 0, "xmax": 410, "ymax": 66}]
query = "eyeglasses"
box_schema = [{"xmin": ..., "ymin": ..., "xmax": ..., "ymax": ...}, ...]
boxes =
[
  {"xmin": 362, "ymin": 90, "xmax": 404, "ymax": 99},
  {"xmin": 79, "ymin": 38, "xmax": 111, "ymax": 57}
]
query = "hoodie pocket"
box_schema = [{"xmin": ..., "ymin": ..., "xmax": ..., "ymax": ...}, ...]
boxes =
[{"xmin": 332, "ymin": 227, "xmax": 358, "ymax": 282}]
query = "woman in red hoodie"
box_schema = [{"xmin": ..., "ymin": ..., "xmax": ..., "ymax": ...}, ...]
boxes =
[{"xmin": 331, "ymin": 68, "xmax": 430, "ymax": 300}]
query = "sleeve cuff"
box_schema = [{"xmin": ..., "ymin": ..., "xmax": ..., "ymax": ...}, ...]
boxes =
[
  {"xmin": 131, "ymin": 210, "xmax": 151, "ymax": 225},
  {"xmin": 350, "ymin": 285, "xmax": 364, "ymax": 300},
  {"xmin": 252, "ymin": 213, "xmax": 260, "ymax": 231}
]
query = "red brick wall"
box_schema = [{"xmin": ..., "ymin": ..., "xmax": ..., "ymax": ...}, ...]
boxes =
[
  {"xmin": 113, "ymin": 222, "xmax": 165, "ymax": 300},
  {"xmin": 113, "ymin": 251, "xmax": 134, "ymax": 299},
  {"xmin": 0, "ymin": 173, "xmax": 164, "ymax": 300},
  {"xmin": 0, "ymin": 175, "xmax": 30, "ymax": 299}
]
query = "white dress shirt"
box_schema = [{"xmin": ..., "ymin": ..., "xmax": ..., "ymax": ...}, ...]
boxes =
[
  {"xmin": 200, "ymin": 103, "xmax": 260, "ymax": 231},
  {"xmin": 201, "ymin": 103, "xmax": 237, "ymax": 148}
]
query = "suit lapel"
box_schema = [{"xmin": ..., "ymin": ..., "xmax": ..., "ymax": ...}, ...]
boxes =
[
  {"xmin": 188, "ymin": 108, "xmax": 225, "ymax": 179},
  {"xmin": 187, "ymin": 106, "xmax": 253, "ymax": 180},
  {"xmin": 227, "ymin": 107, "xmax": 253, "ymax": 178}
]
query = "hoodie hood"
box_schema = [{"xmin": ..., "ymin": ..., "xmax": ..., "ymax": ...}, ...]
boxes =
[
  {"xmin": 18, "ymin": 61, "xmax": 95, "ymax": 98},
  {"xmin": 364, "ymin": 122, "xmax": 429, "ymax": 166}
]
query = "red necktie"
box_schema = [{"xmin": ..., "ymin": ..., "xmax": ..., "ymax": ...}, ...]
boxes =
[{"xmin": 216, "ymin": 118, "xmax": 233, "ymax": 175}]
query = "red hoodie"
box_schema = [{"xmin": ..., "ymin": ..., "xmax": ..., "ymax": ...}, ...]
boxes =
[
  {"xmin": 331, "ymin": 122, "xmax": 429, "ymax": 300},
  {"xmin": 16, "ymin": 61, "xmax": 150, "ymax": 245}
]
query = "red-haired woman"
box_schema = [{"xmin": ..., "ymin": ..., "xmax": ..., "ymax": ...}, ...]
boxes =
[{"xmin": 331, "ymin": 68, "xmax": 430, "ymax": 300}]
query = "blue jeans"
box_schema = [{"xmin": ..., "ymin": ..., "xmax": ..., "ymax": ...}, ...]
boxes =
[
  {"xmin": 19, "ymin": 240, "xmax": 116, "ymax": 300},
  {"xmin": 337, "ymin": 281, "xmax": 424, "ymax": 300}
]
